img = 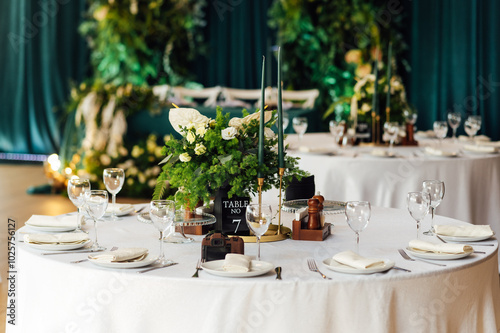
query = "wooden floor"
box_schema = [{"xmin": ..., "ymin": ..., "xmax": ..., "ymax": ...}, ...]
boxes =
[{"xmin": 0, "ymin": 164, "xmax": 147, "ymax": 332}]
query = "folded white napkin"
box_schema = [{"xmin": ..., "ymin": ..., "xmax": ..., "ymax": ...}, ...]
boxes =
[
  {"xmin": 409, "ymin": 239, "xmax": 473, "ymax": 254},
  {"xmin": 463, "ymin": 144, "xmax": 498, "ymax": 153},
  {"xmin": 415, "ymin": 130, "xmax": 435, "ymax": 138},
  {"xmin": 89, "ymin": 248, "xmax": 148, "ymax": 262},
  {"xmin": 434, "ymin": 224, "xmax": 493, "ymax": 238},
  {"xmin": 371, "ymin": 149, "xmax": 394, "ymax": 157},
  {"xmin": 222, "ymin": 253, "xmax": 252, "ymax": 272},
  {"xmin": 23, "ymin": 233, "xmax": 89, "ymax": 245},
  {"xmin": 332, "ymin": 250, "xmax": 385, "ymax": 270},
  {"xmin": 25, "ymin": 215, "xmax": 78, "ymax": 229},
  {"xmin": 459, "ymin": 135, "xmax": 490, "ymax": 142},
  {"xmin": 298, "ymin": 146, "xmax": 332, "ymax": 154},
  {"xmin": 424, "ymin": 146, "xmax": 458, "ymax": 157},
  {"xmin": 105, "ymin": 204, "xmax": 134, "ymax": 214}
]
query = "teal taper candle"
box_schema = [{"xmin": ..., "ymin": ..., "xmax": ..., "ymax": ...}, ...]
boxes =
[
  {"xmin": 277, "ymin": 47, "xmax": 284, "ymax": 168},
  {"xmin": 371, "ymin": 49, "xmax": 379, "ymax": 115},
  {"xmin": 385, "ymin": 42, "xmax": 392, "ymax": 112},
  {"xmin": 258, "ymin": 56, "xmax": 265, "ymax": 178}
]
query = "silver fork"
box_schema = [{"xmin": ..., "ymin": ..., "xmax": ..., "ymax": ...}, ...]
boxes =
[
  {"xmin": 398, "ymin": 249, "xmax": 446, "ymax": 267},
  {"xmin": 192, "ymin": 260, "xmax": 202, "ymax": 278},
  {"xmin": 307, "ymin": 259, "xmax": 331, "ymax": 280},
  {"xmin": 70, "ymin": 246, "xmax": 118, "ymax": 263}
]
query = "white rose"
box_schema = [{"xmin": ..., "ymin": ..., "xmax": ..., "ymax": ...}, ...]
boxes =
[
  {"xmin": 196, "ymin": 124, "xmax": 207, "ymax": 137},
  {"xmin": 264, "ymin": 127, "xmax": 275, "ymax": 139},
  {"xmin": 194, "ymin": 143, "xmax": 206, "ymax": 155},
  {"xmin": 221, "ymin": 127, "xmax": 238, "ymax": 140},
  {"xmin": 179, "ymin": 153, "xmax": 191, "ymax": 162},
  {"xmin": 186, "ymin": 131, "xmax": 196, "ymax": 144},
  {"xmin": 229, "ymin": 111, "xmax": 273, "ymax": 130}
]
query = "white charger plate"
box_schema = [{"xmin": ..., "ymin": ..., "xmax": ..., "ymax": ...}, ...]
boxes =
[
  {"xmin": 25, "ymin": 224, "xmax": 77, "ymax": 232},
  {"xmin": 322, "ymin": 258, "xmax": 394, "ymax": 274},
  {"xmin": 88, "ymin": 255, "xmax": 156, "ymax": 269},
  {"xmin": 437, "ymin": 233, "xmax": 494, "ymax": 242},
  {"xmin": 406, "ymin": 247, "xmax": 473, "ymax": 260},
  {"xmin": 26, "ymin": 239, "xmax": 91, "ymax": 251},
  {"xmin": 201, "ymin": 260, "xmax": 274, "ymax": 278},
  {"xmin": 104, "ymin": 204, "xmax": 135, "ymax": 217}
]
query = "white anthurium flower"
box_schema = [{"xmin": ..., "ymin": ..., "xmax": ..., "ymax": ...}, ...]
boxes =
[
  {"xmin": 169, "ymin": 108, "xmax": 210, "ymax": 135},
  {"xmin": 186, "ymin": 131, "xmax": 196, "ymax": 144},
  {"xmin": 221, "ymin": 127, "xmax": 238, "ymax": 140},
  {"xmin": 264, "ymin": 127, "xmax": 275, "ymax": 139},
  {"xmin": 228, "ymin": 111, "xmax": 273, "ymax": 130},
  {"xmin": 179, "ymin": 152, "xmax": 191, "ymax": 162},
  {"xmin": 194, "ymin": 143, "xmax": 206, "ymax": 155}
]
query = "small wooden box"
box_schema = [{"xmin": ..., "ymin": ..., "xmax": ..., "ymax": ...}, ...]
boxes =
[{"xmin": 292, "ymin": 220, "xmax": 331, "ymax": 241}]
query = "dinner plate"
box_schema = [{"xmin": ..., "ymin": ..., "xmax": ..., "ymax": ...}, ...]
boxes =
[
  {"xmin": 201, "ymin": 260, "xmax": 274, "ymax": 278},
  {"xmin": 104, "ymin": 204, "xmax": 135, "ymax": 217},
  {"xmin": 436, "ymin": 233, "xmax": 494, "ymax": 242},
  {"xmin": 25, "ymin": 239, "xmax": 91, "ymax": 251},
  {"xmin": 406, "ymin": 247, "xmax": 473, "ymax": 260},
  {"xmin": 88, "ymin": 255, "xmax": 156, "ymax": 269},
  {"xmin": 322, "ymin": 258, "xmax": 395, "ymax": 274},
  {"xmin": 25, "ymin": 224, "xmax": 77, "ymax": 232}
]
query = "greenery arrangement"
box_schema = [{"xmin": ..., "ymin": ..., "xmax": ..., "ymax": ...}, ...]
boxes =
[
  {"xmin": 268, "ymin": 0, "xmax": 408, "ymax": 125},
  {"xmin": 153, "ymin": 107, "xmax": 308, "ymax": 209}
]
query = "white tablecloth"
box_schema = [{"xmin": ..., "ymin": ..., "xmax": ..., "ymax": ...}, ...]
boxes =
[
  {"xmin": 280, "ymin": 133, "xmax": 500, "ymax": 239},
  {"xmin": 7, "ymin": 206, "xmax": 500, "ymax": 332}
]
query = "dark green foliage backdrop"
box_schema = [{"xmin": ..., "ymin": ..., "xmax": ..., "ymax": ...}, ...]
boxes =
[{"xmin": 1, "ymin": 0, "xmax": 499, "ymax": 155}]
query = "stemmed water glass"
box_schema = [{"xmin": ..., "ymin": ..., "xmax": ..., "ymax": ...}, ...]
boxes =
[
  {"xmin": 283, "ymin": 111, "xmax": 290, "ymax": 131},
  {"xmin": 383, "ymin": 122, "xmax": 399, "ymax": 154},
  {"xmin": 329, "ymin": 120, "xmax": 345, "ymax": 148},
  {"xmin": 422, "ymin": 180, "xmax": 445, "ymax": 235},
  {"xmin": 103, "ymin": 168, "xmax": 125, "ymax": 221},
  {"xmin": 149, "ymin": 200, "xmax": 176, "ymax": 266},
  {"xmin": 407, "ymin": 192, "xmax": 431, "ymax": 239},
  {"xmin": 433, "ymin": 121, "xmax": 448, "ymax": 146},
  {"xmin": 67, "ymin": 177, "xmax": 91, "ymax": 231},
  {"xmin": 344, "ymin": 201, "xmax": 371, "ymax": 254},
  {"xmin": 447, "ymin": 112, "xmax": 461, "ymax": 141},
  {"xmin": 464, "ymin": 115, "xmax": 481, "ymax": 142},
  {"xmin": 292, "ymin": 117, "xmax": 308, "ymax": 143},
  {"xmin": 83, "ymin": 190, "xmax": 108, "ymax": 251},
  {"xmin": 246, "ymin": 204, "xmax": 272, "ymax": 261}
]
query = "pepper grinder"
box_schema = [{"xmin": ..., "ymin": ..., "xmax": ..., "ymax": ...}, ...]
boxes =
[
  {"xmin": 312, "ymin": 191, "xmax": 325, "ymax": 227},
  {"xmin": 307, "ymin": 198, "xmax": 321, "ymax": 230}
]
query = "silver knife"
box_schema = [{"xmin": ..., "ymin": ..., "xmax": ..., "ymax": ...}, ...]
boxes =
[{"xmin": 137, "ymin": 262, "xmax": 178, "ymax": 273}]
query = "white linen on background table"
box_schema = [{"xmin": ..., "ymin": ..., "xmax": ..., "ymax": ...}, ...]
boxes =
[{"xmin": 7, "ymin": 206, "xmax": 500, "ymax": 333}]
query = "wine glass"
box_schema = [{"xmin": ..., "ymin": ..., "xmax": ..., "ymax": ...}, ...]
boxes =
[
  {"xmin": 422, "ymin": 180, "xmax": 445, "ymax": 235},
  {"xmin": 403, "ymin": 108, "xmax": 418, "ymax": 125},
  {"xmin": 292, "ymin": 117, "xmax": 308, "ymax": 143},
  {"xmin": 67, "ymin": 177, "xmax": 91, "ymax": 231},
  {"xmin": 103, "ymin": 168, "xmax": 125, "ymax": 221},
  {"xmin": 283, "ymin": 111, "xmax": 290, "ymax": 131},
  {"xmin": 83, "ymin": 190, "xmax": 108, "ymax": 251},
  {"xmin": 329, "ymin": 120, "xmax": 345, "ymax": 148},
  {"xmin": 383, "ymin": 122, "xmax": 399, "ymax": 154},
  {"xmin": 246, "ymin": 204, "xmax": 272, "ymax": 260},
  {"xmin": 149, "ymin": 200, "xmax": 176, "ymax": 266},
  {"xmin": 433, "ymin": 121, "xmax": 448, "ymax": 146},
  {"xmin": 464, "ymin": 115, "xmax": 481, "ymax": 142},
  {"xmin": 407, "ymin": 192, "xmax": 431, "ymax": 239},
  {"xmin": 344, "ymin": 201, "xmax": 371, "ymax": 254},
  {"xmin": 447, "ymin": 112, "xmax": 461, "ymax": 140}
]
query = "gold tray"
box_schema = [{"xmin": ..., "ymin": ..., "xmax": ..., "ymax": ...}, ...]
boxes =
[{"xmin": 240, "ymin": 224, "xmax": 291, "ymax": 243}]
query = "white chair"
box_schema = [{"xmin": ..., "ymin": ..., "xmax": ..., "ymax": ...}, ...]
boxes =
[
  {"xmin": 152, "ymin": 85, "xmax": 171, "ymax": 102},
  {"xmin": 220, "ymin": 87, "xmax": 271, "ymax": 108},
  {"xmin": 171, "ymin": 86, "xmax": 222, "ymax": 107},
  {"xmin": 281, "ymin": 89, "xmax": 319, "ymax": 109}
]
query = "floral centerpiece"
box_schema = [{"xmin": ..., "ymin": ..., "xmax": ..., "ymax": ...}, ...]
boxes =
[{"xmin": 153, "ymin": 107, "xmax": 308, "ymax": 209}]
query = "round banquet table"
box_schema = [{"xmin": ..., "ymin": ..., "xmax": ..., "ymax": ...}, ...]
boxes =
[
  {"xmin": 8, "ymin": 205, "xmax": 500, "ymax": 333},
  {"xmin": 279, "ymin": 133, "xmax": 500, "ymax": 242}
]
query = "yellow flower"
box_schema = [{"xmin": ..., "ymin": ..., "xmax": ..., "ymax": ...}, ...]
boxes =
[
  {"xmin": 361, "ymin": 103, "xmax": 371, "ymax": 113},
  {"xmin": 355, "ymin": 64, "xmax": 372, "ymax": 78},
  {"xmin": 179, "ymin": 153, "xmax": 191, "ymax": 162},
  {"xmin": 194, "ymin": 143, "xmax": 206, "ymax": 155},
  {"xmin": 93, "ymin": 6, "xmax": 108, "ymax": 21},
  {"xmin": 345, "ymin": 49, "xmax": 362, "ymax": 64},
  {"xmin": 196, "ymin": 124, "xmax": 207, "ymax": 137}
]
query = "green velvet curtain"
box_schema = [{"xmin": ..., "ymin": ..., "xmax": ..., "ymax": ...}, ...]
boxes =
[
  {"xmin": 0, "ymin": 0, "xmax": 88, "ymax": 154},
  {"xmin": 409, "ymin": 0, "xmax": 500, "ymax": 140},
  {"xmin": 194, "ymin": 0, "xmax": 275, "ymax": 89}
]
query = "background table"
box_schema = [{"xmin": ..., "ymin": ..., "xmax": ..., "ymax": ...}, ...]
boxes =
[
  {"xmin": 8, "ymin": 206, "xmax": 500, "ymax": 332},
  {"xmin": 281, "ymin": 133, "xmax": 500, "ymax": 240}
]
